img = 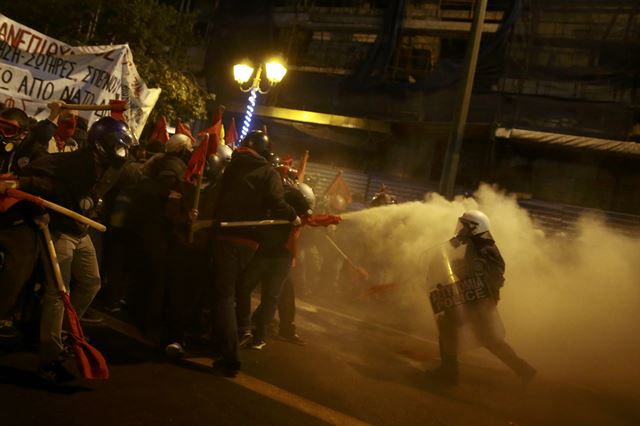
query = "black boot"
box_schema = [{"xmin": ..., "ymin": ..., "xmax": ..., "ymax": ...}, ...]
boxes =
[{"xmin": 425, "ymin": 355, "xmax": 459, "ymax": 385}]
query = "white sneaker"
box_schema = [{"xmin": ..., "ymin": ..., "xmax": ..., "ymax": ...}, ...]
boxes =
[{"xmin": 164, "ymin": 342, "xmax": 185, "ymax": 358}]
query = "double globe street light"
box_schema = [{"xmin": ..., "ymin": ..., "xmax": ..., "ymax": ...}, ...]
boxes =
[{"xmin": 233, "ymin": 59, "xmax": 287, "ymax": 140}]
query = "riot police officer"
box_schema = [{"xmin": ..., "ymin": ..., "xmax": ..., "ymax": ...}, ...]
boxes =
[{"xmin": 427, "ymin": 210, "xmax": 536, "ymax": 385}]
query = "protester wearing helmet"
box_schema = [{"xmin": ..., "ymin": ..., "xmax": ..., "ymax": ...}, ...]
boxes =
[
  {"xmin": 427, "ymin": 210, "xmax": 536, "ymax": 386},
  {"xmin": 10, "ymin": 116, "xmax": 137, "ymax": 382},
  {"xmin": 143, "ymin": 133, "xmax": 192, "ymax": 188},
  {"xmin": 89, "ymin": 116, "xmax": 137, "ymax": 169},
  {"xmin": 204, "ymin": 143, "xmax": 233, "ymax": 184},
  {"xmin": 209, "ymin": 130, "xmax": 299, "ymax": 377}
]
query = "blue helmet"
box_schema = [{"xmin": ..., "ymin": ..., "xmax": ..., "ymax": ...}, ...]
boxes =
[{"xmin": 88, "ymin": 117, "xmax": 137, "ymax": 168}]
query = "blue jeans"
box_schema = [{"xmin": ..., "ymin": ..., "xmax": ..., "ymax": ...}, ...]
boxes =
[
  {"xmin": 237, "ymin": 251, "xmax": 292, "ymax": 339},
  {"xmin": 211, "ymin": 239, "xmax": 256, "ymax": 368},
  {"xmin": 40, "ymin": 233, "xmax": 101, "ymax": 364}
]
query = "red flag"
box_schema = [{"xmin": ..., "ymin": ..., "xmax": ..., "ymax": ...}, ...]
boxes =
[
  {"xmin": 303, "ymin": 214, "xmax": 341, "ymax": 227},
  {"xmin": 286, "ymin": 214, "xmax": 342, "ymax": 257},
  {"xmin": 184, "ymin": 133, "xmax": 211, "ymax": 184},
  {"xmin": 61, "ymin": 292, "xmax": 109, "ymax": 379},
  {"xmin": 324, "ymin": 171, "xmax": 352, "ymax": 205},
  {"xmin": 176, "ymin": 119, "xmax": 197, "ymax": 146},
  {"xmin": 109, "ymin": 100, "xmax": 128, "ymax": 121},
  {"xmin": 199, "ymin": 106, "xmax": 225, "ymax": 145},
  {"xmin": 148, "ymin": 116, "xmax": 169, "ymax": 145},
  {"xmin": 0, "ymin": 192, "xmax": 20, "ymax": 212},
  {"xmin": 225, "ymin": 116, "xmax": 238, "ymax": 147}
]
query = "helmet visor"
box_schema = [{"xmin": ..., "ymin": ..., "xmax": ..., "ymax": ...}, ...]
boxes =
[{"xmin": 456, "ymin": 217, "xmax": 477, "ymax": 236}]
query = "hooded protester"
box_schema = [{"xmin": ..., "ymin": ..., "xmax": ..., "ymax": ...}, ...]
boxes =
[
  {"xmin": 209, "ymin": 130, "xmax": 298, "ymax": 377},
  {"xmin": 237, "ymin": 160, "xmax": 313, "ymax": 351}
]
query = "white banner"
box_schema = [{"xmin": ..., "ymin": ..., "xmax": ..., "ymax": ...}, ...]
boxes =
[{"xmin": 0, "ymin": 14, "xmax": 160, "ymax": 138}]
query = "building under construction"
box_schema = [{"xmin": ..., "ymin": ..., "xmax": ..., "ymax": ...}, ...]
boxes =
[{"xmin": 194, "ymin": 0, "xmax": 639, "ymax": 215}]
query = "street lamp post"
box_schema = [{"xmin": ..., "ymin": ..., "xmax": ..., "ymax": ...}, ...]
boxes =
[{"xmin": 233, "ymin": 59, "xmax": 287, "ymax": 140}]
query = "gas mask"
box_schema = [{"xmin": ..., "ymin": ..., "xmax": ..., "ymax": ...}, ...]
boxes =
[{"xmin": 0, "ymin": 118, "xmax": 24, "ymax": 154}]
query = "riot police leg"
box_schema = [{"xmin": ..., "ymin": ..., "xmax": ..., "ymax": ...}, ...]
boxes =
[
  {"xmin": 426, "ymin": 313, "xmax": 459, "ymax": 384},
  {"xmin": 484, "ymin": 338, "xmax": 536, "ymax": 384}
]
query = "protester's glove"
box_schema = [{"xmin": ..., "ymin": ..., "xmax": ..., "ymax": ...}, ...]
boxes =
[{"xmin": 292, "ymin": 216, "xmax": 302, "ymax": 226}]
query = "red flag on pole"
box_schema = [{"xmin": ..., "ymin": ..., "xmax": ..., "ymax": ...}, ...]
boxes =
[
  {"xmin": 176, "ymin": 119, "xmax": 197, "ymax": 146},
  {"xmin": 61, "ymin": 292, "xmax": 109, "ymax": 379},
  {"xmin": 225, "ymin": 116, "xmax": 238, "ymax": 147},
  {"xmin": 148, "ymin": 116, "xmax": 169, "ymax": 145},
  {"xmin": 324, "ymin": 171, "xmax": 352, "ymax": 205},
  {"xmin": 39, "ymin": 222, "xmax": 109, "ymax": 380},
  {"xmin": 199, "ymin": 106, "xmax": 225, "ymax": 144},
  {"xmin": 184, "ymin": 133, "xmax": 212, "ymax": 184}
]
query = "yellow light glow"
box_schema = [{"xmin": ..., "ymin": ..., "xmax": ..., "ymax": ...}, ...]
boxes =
[
  {"xmin": 265, "ymin": 61, "xmax": 287, "ymax": 84},
  {"xmin": 233, "ymin": 63, "xmax": 255, "ymax": 84}
]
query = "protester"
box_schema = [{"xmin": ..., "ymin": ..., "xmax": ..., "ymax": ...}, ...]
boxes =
[
  {"xmin": 237, "ymin": 163, "xmax": 312, "ymax": 350},
  {"xmin": 8, "ymin": 116, "xmax": 137, "ymax": 382},
  {"xmin": 209, "ymin": 130, "xmax": 298, "ymax": 377},
  {"xmin": 1, "ymin": 103, "xmax": 64, "ymax": 174},
  {"xmin": 0, "ymin": 102, "xmax": 65, "ymax": 339}
]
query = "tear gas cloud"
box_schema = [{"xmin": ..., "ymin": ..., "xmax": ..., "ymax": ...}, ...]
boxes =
[{"xmin": 330, "ymin": 184, "xmax": 640, "ymax": 399}]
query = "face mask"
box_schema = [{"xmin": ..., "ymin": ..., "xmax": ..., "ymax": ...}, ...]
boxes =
[{"xmin": 0, "ymin": 119, "xmax": 23, "ymax": 153}]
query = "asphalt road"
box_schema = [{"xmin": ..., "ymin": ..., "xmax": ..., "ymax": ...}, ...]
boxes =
[{"xmin": 1, "ymin": 293, "xmax": 638, "ymax": 426}]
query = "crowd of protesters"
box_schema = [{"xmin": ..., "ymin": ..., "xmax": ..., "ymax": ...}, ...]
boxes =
[
  {"xmin": 0, "ymin": 99, "xmax": 533, "ymax": 389},
  {"xmin": 0, "ymin": 100, "xmax": 398, "ymax": 382}
]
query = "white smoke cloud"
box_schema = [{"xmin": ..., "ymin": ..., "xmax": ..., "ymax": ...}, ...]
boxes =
[{"xmin": 325, "ymin": 183, "xmax": 640, "ymax": 399}]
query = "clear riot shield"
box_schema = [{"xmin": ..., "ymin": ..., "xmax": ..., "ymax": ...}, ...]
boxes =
[{"xmin": 424, "ymin": 239, "xmax": 505, "ymax": 354}]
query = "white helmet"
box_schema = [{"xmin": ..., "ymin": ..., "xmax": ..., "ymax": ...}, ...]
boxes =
[
  {"xmin": 166, "ymin": 133, "xmax": 193, "ymax": 153},
  {"xmin": 296, "ymin": 182, "xmax": 316, "ymax": 210},
  {"xmin": 217, "ymin": 143, "xmax": 233, "ymax": 163},
  {"xmin": 456, "ymin": 210, "xmax": 490, "ymax": 236}
]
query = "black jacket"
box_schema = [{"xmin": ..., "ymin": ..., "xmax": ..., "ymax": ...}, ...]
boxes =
[
  {"xmin": 213, "ymin": 149, "xmax": 296, "ymax": 242},
  {"xmin": 18, "ymin": 147, "xmax": 100, "ymax": 236},
  {"xmin": 469, "ymin": 236, "xmax": 505, "ymax": 300},
  {"xmin": 257, "ymin": 181, "xmax": 311, "ymax": 256}
]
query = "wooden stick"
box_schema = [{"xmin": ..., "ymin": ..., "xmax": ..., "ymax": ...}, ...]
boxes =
[
  {"xmin": 220, "ymin": 219, "xmax": 291, "ymax": 228},
  {"xmin": 51, "ymin": 102, "xmax": 128, "ymax": 111},
  {"xmin": 38, "ymin": 222, "xmax": 67, "ymax": 294},
  {"xmin": 187, "ymin": 172, "xmax": 204, "ymax": 243},
  {"xmin": 7, "ymin": 189, "xmax": 107, "ymax": 232},
  {"xmin": 297, "ymin": 150, "xmax": 309, "ymax": 183}
]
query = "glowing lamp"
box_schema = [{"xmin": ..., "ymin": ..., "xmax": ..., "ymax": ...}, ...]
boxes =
[
  {"xmin": 233, "ymin": 63, "xmax": 254, "ymax": 85},
  {"xmin": 265, "ymin": 61, "xmax": 287, "ymax": 84}
]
